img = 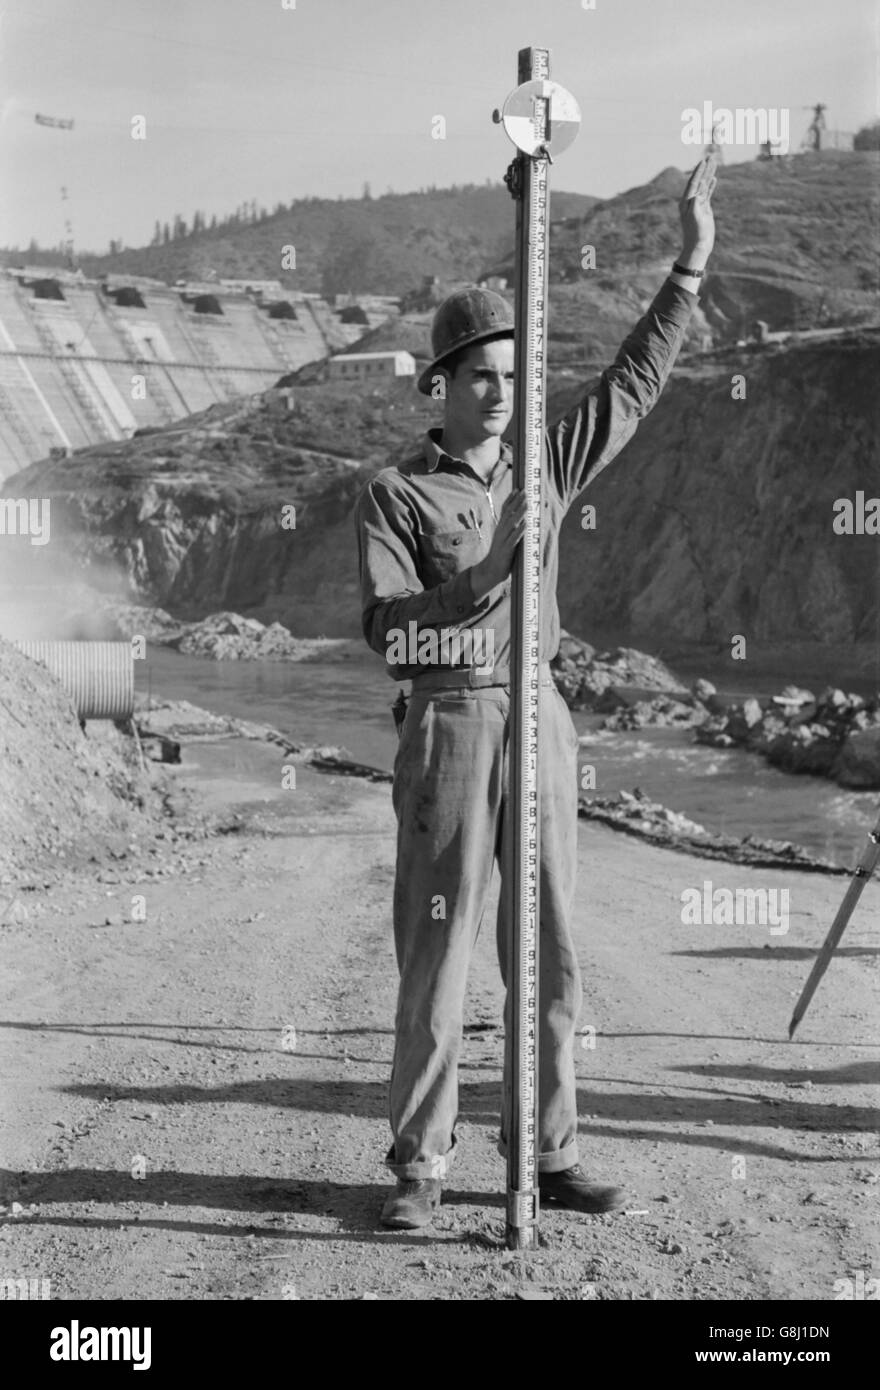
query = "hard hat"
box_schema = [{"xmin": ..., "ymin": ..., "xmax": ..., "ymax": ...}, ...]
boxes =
[{"xmin": 417, "ymin": 286, "xmax": 515, "ymax": 396}]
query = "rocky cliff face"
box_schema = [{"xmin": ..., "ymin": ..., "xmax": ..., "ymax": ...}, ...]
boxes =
[
  {"xmin": 2, "ymin": 332, "xmax": 877, "ymax": 664},
  {"xmin": 555, "ymin": 328, "xmax": 879, "ymax": 656},
  {"xmin": 1, "ymin": 382, "xmax": 435, "ymax": 638}
]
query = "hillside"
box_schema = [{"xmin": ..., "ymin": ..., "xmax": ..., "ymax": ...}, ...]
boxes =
[
  {"xmin": 3, "ymin": 328, "xmax": 877, "ymax": 670},
  {"xmin": 492, "ymin": 153, "xmax": 880, "ymax": 356},
  {"xmin": 3, "ymin": 153, "xmax": 877, "ymax": 669},
  {"xmin": 314, "ymin": 153, "xmax": 880, "ymax": 371},
  {"xmin": 5, "ymin": 155, "xmax": 875, "ymax": 378},
  {"xmin": 516, "ymin": 155, "xmax": 877, "ymax": 294},
  {"xmin": 0, "ymin": 379, "xmax": 435, "ymax": 635},
  {"xmin": 337, "ymin": 276, "xmax": 695, "ymax": 378},
  {"xmin": 2, "ymin": 185, "xmax": 598, "ymax": 298}
]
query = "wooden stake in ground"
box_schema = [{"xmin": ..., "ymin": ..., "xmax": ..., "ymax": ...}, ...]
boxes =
[
  {"xmin": 788, "ymin": 808, "xmax": 880, "ymax": 1037},
  {"xmin": 496, "ymin": 47, "xmax": 580, "ymax": 1251}
]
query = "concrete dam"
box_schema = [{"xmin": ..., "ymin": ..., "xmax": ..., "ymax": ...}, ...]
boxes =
[{"xmin": 0, "ymin": 267, "xmax": 342, "ymax": 478}]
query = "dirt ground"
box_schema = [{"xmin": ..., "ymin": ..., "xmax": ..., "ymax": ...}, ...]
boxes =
[{"xmin": 1, "ymin": 732, "xmax": 878, "ymax": 1302}]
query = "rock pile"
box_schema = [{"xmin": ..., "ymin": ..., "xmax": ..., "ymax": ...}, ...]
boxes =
[
  {"xmin": 601, "ymin": 691, "xmax": 706, "ymax": 731},
  {"xmin": 109, "ymin": 605, "xmax": 358, "ymax": 663},
  {"xmin": 598, "ymin": 677, "xmax": 728, "ymax": 730},
  {"xmin": 696, "ymin": 684, "xmax": 880, "ymax": 790},
  {"xmin": 551, "ymin": 630, "xmax": 688, "ymax": 709},
  {"xmin": 174, "ymin": 612, "xmax": 354, "ymax": 662},
  {"xmin": 578, "ymin": 788, "xmax": 842, "ymax": 872}
]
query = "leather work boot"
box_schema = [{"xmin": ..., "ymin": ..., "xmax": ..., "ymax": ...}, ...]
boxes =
[
  {"xmin": 380, "ymin": 1178, "xmax": 442, "ymax": 1229},
  {"xmin": 538, "ymin": 1165, "xmax": 626, "ymax": 1214}
]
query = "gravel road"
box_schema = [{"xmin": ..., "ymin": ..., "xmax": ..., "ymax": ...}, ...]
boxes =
[{"xmin": 1, "ymin": 735, "xmax": 877, "ymax": 1302}]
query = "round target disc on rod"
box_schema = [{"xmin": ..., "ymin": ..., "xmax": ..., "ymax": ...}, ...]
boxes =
[{"xmin": 501, "ymin": 79, "xmax": 581, "ymax": 156}]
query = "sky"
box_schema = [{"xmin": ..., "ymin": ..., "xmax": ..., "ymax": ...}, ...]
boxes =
[{"xmin": 0, "ymin": 0, "xmax": 876, "ymax": 252}]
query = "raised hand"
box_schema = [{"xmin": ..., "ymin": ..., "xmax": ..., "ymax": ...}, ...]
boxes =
[{"xmin": 678, "ymin": 154, "xmax": 718, "ymax": 267}]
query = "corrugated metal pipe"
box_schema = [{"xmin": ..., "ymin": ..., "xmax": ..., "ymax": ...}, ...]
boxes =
[{"xmin": 14, "ymin": 640, "xmax": 135, "ymax": 721}]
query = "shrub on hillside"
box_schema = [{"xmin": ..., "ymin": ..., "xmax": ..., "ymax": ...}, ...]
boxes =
[{"xmin": 854, "ymin": 120, "xmax": 880, "ymax": 151}]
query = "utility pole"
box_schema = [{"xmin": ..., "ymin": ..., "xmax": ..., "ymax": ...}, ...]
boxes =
[{"xmin": 801, "ymin": 103, "xmax": 828, "ymax": 152}]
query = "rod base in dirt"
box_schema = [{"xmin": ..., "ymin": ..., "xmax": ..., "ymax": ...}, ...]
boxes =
[{"xmin": 506, "ymin": 1189, "xmax": 539, "ymax": 1249}]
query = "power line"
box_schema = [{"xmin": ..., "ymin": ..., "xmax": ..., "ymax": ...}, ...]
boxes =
[
  {"xmin": 10, "ymin": 6, "xmax": 497, "ymax": 93},
  {"xmin": 9, "ymin": 4, "xmax": 639, "ymax": 105}
]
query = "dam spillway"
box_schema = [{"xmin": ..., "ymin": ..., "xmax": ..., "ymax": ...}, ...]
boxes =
[{"xmin": 0, "ymin": 267, "xmax": 342, "ymax": 478}]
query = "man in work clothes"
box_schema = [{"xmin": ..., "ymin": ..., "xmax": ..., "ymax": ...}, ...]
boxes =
[{"xmin": 355, "ymin": 156, "xmax": 717, "ymax": 1229}]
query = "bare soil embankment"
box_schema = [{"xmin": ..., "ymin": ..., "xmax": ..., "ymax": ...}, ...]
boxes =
[{"xmin": 0, "ymin": 637, "xmax": 159, "ymax": 884}]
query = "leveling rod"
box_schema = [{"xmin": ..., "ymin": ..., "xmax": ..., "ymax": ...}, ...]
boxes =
[{"xmin": 496, "ymin": 47, "xmax": 581, "ymax": 1251}]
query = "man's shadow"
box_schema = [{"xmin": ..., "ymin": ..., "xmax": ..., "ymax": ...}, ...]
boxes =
[{"xmin": 2, "ymin": 1168, "xmax": 504, "ymax": 1244}]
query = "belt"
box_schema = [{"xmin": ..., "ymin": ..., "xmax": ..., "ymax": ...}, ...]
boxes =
[{"xmin": 410, "ymin": 662, "xmax": 553, "ymax": 693}]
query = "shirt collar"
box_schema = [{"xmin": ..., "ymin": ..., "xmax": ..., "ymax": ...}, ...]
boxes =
[{"xmin": 423, "ymin": 426, "xmax": 512, "ymax": 474}]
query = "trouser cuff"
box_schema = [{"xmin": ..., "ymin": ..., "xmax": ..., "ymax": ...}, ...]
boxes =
[
  {"xmin": 496, "ymin": 1136, "xmax": 579, "ymax": 1174},
  {"xmin": 386, "ymin": 1134, "xmax": 458, "ymax": 1181}
]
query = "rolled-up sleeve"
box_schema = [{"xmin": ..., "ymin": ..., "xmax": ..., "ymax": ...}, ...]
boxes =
[
  {"xmin": 546, "ymin": 279, "xmax": 698, "ymax": 511},
  {"xmin": 354, "ymin": 476, "xmax": 484, "ymax": 658}
]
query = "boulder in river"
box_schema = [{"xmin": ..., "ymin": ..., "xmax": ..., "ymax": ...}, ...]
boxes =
[{"xmin": 834, "ymin": 727, "xmax": 880, "ymax": 788}]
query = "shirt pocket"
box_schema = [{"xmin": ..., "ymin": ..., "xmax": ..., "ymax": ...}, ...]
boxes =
[{"xmin": 418, "ymin": 526, "xmax": 484, "ymax": 586}]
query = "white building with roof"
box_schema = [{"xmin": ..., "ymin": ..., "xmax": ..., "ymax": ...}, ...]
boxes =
[{"xmin": 327, "ymin": 350, "xmax": 416, "ymax": 381}]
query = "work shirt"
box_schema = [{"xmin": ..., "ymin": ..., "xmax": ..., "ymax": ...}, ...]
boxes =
[{"xmin": 354, "ymin": 278, "xmax": 697, "ymax": 682}]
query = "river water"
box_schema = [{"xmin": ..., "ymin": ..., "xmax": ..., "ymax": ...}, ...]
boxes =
[{"xmin": 143, "ymin": 645, "xmax": 878, "ymax": 868}]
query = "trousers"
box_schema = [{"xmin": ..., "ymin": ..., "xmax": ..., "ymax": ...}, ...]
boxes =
[{"xmin": 387, "ymin": 670, "xmax": 582, "ymax": 1180}]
